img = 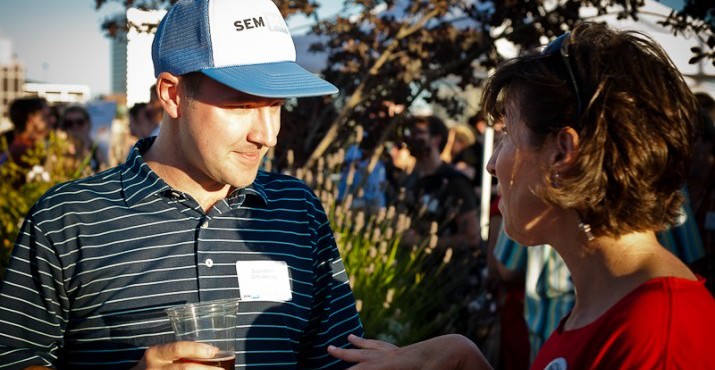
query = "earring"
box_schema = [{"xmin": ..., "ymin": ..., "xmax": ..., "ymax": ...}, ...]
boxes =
[
  {"xmin": 578, "ymin": 222, "xmax": 595, "ymax": 241},
  {"xmin": 551, "ymin": 172, "xmax": 561, "ymax": 188}
]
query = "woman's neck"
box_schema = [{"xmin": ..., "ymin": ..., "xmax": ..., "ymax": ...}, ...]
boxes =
[{"xmin": 555, "ymin": 230, "xmax": 695, "ymax": 330}]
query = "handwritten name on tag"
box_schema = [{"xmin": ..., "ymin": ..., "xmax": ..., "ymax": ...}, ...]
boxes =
[{"xmin": 236, "ymin": 260, "xmax": 292, "ymax": 302}]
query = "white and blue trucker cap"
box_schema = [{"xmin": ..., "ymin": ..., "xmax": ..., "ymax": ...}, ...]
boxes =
[{"xmin": 152, "ymin": 0, "xmax": 338, "ymax": 98}]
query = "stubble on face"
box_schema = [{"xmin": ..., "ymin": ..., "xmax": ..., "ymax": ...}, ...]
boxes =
[{"xmin": 179, "ymin": 76, "xmax": 282, "ymax": 191}]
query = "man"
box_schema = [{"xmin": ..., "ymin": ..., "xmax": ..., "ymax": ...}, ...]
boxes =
[
  {"xmin": 0, "ymin": 0, "xmax": 362, "ymax": 368},
  {"xmin": 128, "ymin": 101, "xmax": 158, "ymax": 139},
  {"xmin": 451, "ymin": 111, "xmax": 486, "ymax": 186},
  {"xmin": 397, "ymin": 115, "xmax": 482, "ymax": 340},
  {"xmin": 399, "ymin": 115, "xmax": 480, "ymax": 251}
]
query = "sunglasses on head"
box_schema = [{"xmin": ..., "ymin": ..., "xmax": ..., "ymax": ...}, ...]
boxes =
[{"xmin": 543, "ymin": 32, "xmax": 583, "ymax": 116}]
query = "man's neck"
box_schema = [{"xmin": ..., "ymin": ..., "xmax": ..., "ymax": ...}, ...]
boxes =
[{"xmin": 143, "ymin": 135, "xmax": 231, "ymax": 212}]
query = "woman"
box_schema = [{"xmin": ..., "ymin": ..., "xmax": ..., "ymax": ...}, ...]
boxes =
[
  {"xmin": 60, "ymin": 105, "xmax": 107, "ymax": 172},
  {"xmin": 328, "ymin": 22, "xmax": 715, "ymax": 369}
]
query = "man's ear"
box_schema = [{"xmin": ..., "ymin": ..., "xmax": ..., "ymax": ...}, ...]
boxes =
[
  {"xmin": 550, "ymin": 126, "xmax": 580, "ymax": 173},
  {"xmin": 156, "ymin": 72, "xmax": 181, "ymax": 119}
]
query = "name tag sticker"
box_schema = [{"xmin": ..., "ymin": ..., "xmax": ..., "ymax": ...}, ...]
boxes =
[{"xmin": 236, "ymin": 261, "xmax": 292, "ymax": 302}]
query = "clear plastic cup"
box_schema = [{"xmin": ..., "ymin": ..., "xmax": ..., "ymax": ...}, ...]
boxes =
[{"xmin": 165, "ymin": 298, "xmax": 240, "ymax": 369}]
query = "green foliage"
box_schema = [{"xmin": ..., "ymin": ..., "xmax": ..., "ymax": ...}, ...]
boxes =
[
  {"xmin": 333, "ymin": 206, "xmax": 463, "ymax": 344},
  {"xmin": 0, "ymin": 132, "xmax": 91, "ymax": 278},
  {"xmin": 282, "ymin": 148, "xmax": 465, "ymax": 345}
]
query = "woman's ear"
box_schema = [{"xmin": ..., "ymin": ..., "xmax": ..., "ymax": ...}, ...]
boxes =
[
  {"xmin": 550, "ymin": 126, "xmax": 580, "ymax": 173},
  {"xmin": 156, "ymin": 72, "xmax": 181, "ymax": 119}
]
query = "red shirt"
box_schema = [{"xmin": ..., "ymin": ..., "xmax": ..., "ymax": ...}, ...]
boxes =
[{"xmin": 532, "ymin": 277, "xmax": 715, "ymax": 370}]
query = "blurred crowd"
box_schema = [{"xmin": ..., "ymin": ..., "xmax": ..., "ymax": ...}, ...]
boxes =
[{"xmin": 0, "ymin": 85, "xmax": 164, "ymax": 176}]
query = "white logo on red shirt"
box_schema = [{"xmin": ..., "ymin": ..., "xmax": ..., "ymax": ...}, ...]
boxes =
[{"xmin": 544, "ymin": 357, "xmax": 567, "ymax": 370}]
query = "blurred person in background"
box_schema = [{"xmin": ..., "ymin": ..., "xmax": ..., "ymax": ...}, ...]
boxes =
[
  {"xmin": 452, "ymin": 111, "xmax": 487, "ymax": 185},
  {"xmin": 337, "ymin": 141, "xmax": 387, "ymax": 215},
  {"xmin": 444, "ymin": 123, "xmax": 476, "ymax": 165},
  {"xmin": 128, "ymin": 101, "xmax": 157, "ymax": 140},
  {"xmin": 47, "ymin": 105, "xmax": 60, "ymax": 131},
  {"xmin": 396, "ymin": 114, "xmax": 485, "ymax": 343},
  {"xmin": 329, "ymin": 22, "xmax": 715, "ymax": 370},
  {"xmin": 60, "ymin": 105, "xmax": 108, "ymax": 173},
  {"xmin": 691, "ymin": 91, "xmax": 715, "ymax": 290},
  {"xmin": 147, "ymin": 83, "xmax": 163, "ymax": 136},
  {"xmin": 0, "ymin": 97, "xmax": 51, "ymax": 168},
  {"xmin": 451, "ymin": 111, "xmax": 505, "ymax": 189},
  {"xmin": 399, "ymin": 115, "xmax": 480, "ymax": 252}
]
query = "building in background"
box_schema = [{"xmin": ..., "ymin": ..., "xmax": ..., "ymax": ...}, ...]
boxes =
[
  {"xmin": 0, "ymin": 36, "xmax": 24, "ymax": 132},
  {"xmin": 24, "ymin": 82, "xmax": 90, "ymax": 105},
  {"xmin": 125, "ymin": 8, "xmax": 165, "ymax": 107},
  {"xmin": 0, "ymin": 37, "xmax": 91, "ymax": 133},
  {"xmin": 111, "ymin": 30, "xmax": 127, "ymax": 97}
]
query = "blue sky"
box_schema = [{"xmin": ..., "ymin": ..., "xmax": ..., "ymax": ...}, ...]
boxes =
[{"xmin": 0, "ymin": 0, "xmax": 342, "ymax": 98}]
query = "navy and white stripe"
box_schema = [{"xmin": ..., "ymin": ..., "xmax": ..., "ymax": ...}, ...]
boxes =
[{"xmin": 0, "ymin": 138, "xmax": 363, "ymax": 369}]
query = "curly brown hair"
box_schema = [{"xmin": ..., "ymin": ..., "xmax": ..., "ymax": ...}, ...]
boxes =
[{"xmin": 481, "ymin": 22, "xmax": 697, "ymax": 237}]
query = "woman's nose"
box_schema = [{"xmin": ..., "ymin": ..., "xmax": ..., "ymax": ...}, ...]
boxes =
[{"xmin": 486, "ymin": 141, "xmax": 501, "ymax": 177}]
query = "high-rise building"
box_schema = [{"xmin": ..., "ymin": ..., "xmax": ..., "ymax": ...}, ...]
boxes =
[
  {"xmin": 110, "ymin": 8, "xmax": 166, "ymax": 107},
  {"xmin": 111, "ymin": 29, "xmax": 128, "ymax": 96},
  {"xmin": 125, "ymin": 8, "xmax": 165, "ymax": 107}
]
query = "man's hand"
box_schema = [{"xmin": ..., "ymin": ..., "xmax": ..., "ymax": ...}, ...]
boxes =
[{"xmin": 130, "ymin": 341, "xmax": 220, "ymax": 369}]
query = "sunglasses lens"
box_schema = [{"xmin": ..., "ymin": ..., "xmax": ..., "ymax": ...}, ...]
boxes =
[
  {"xmin": 544, "ymin": 33, "xmax": 567, "ymax": 55},
  {"xmin": 63, "ymin": 119, "xmax": 85, "ymax": 127}
]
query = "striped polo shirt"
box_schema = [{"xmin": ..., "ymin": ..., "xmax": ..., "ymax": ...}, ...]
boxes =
[{"xmin": 0, "ymin": 138, "xmax": 363, "ymax": 369}]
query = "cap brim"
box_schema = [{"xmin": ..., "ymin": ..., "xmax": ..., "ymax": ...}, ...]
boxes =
[{"xmin": 201, "ymin": 61, "xmax": 338, "ymax": 98}]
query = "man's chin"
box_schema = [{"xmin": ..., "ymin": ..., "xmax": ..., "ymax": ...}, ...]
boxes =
[{"xmin": 228, "ymin": 171, "xmax": 259, "ymax": 189}]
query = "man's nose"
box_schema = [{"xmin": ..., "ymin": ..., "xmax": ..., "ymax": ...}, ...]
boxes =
[{"xmin": 247, "ymin": 106, "xmax": 279, "ymax": 148}]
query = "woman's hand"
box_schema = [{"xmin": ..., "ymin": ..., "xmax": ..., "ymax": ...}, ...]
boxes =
[{"xmin": 328, "ymin": 334, "xmax": 493, "ymax": 370}]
